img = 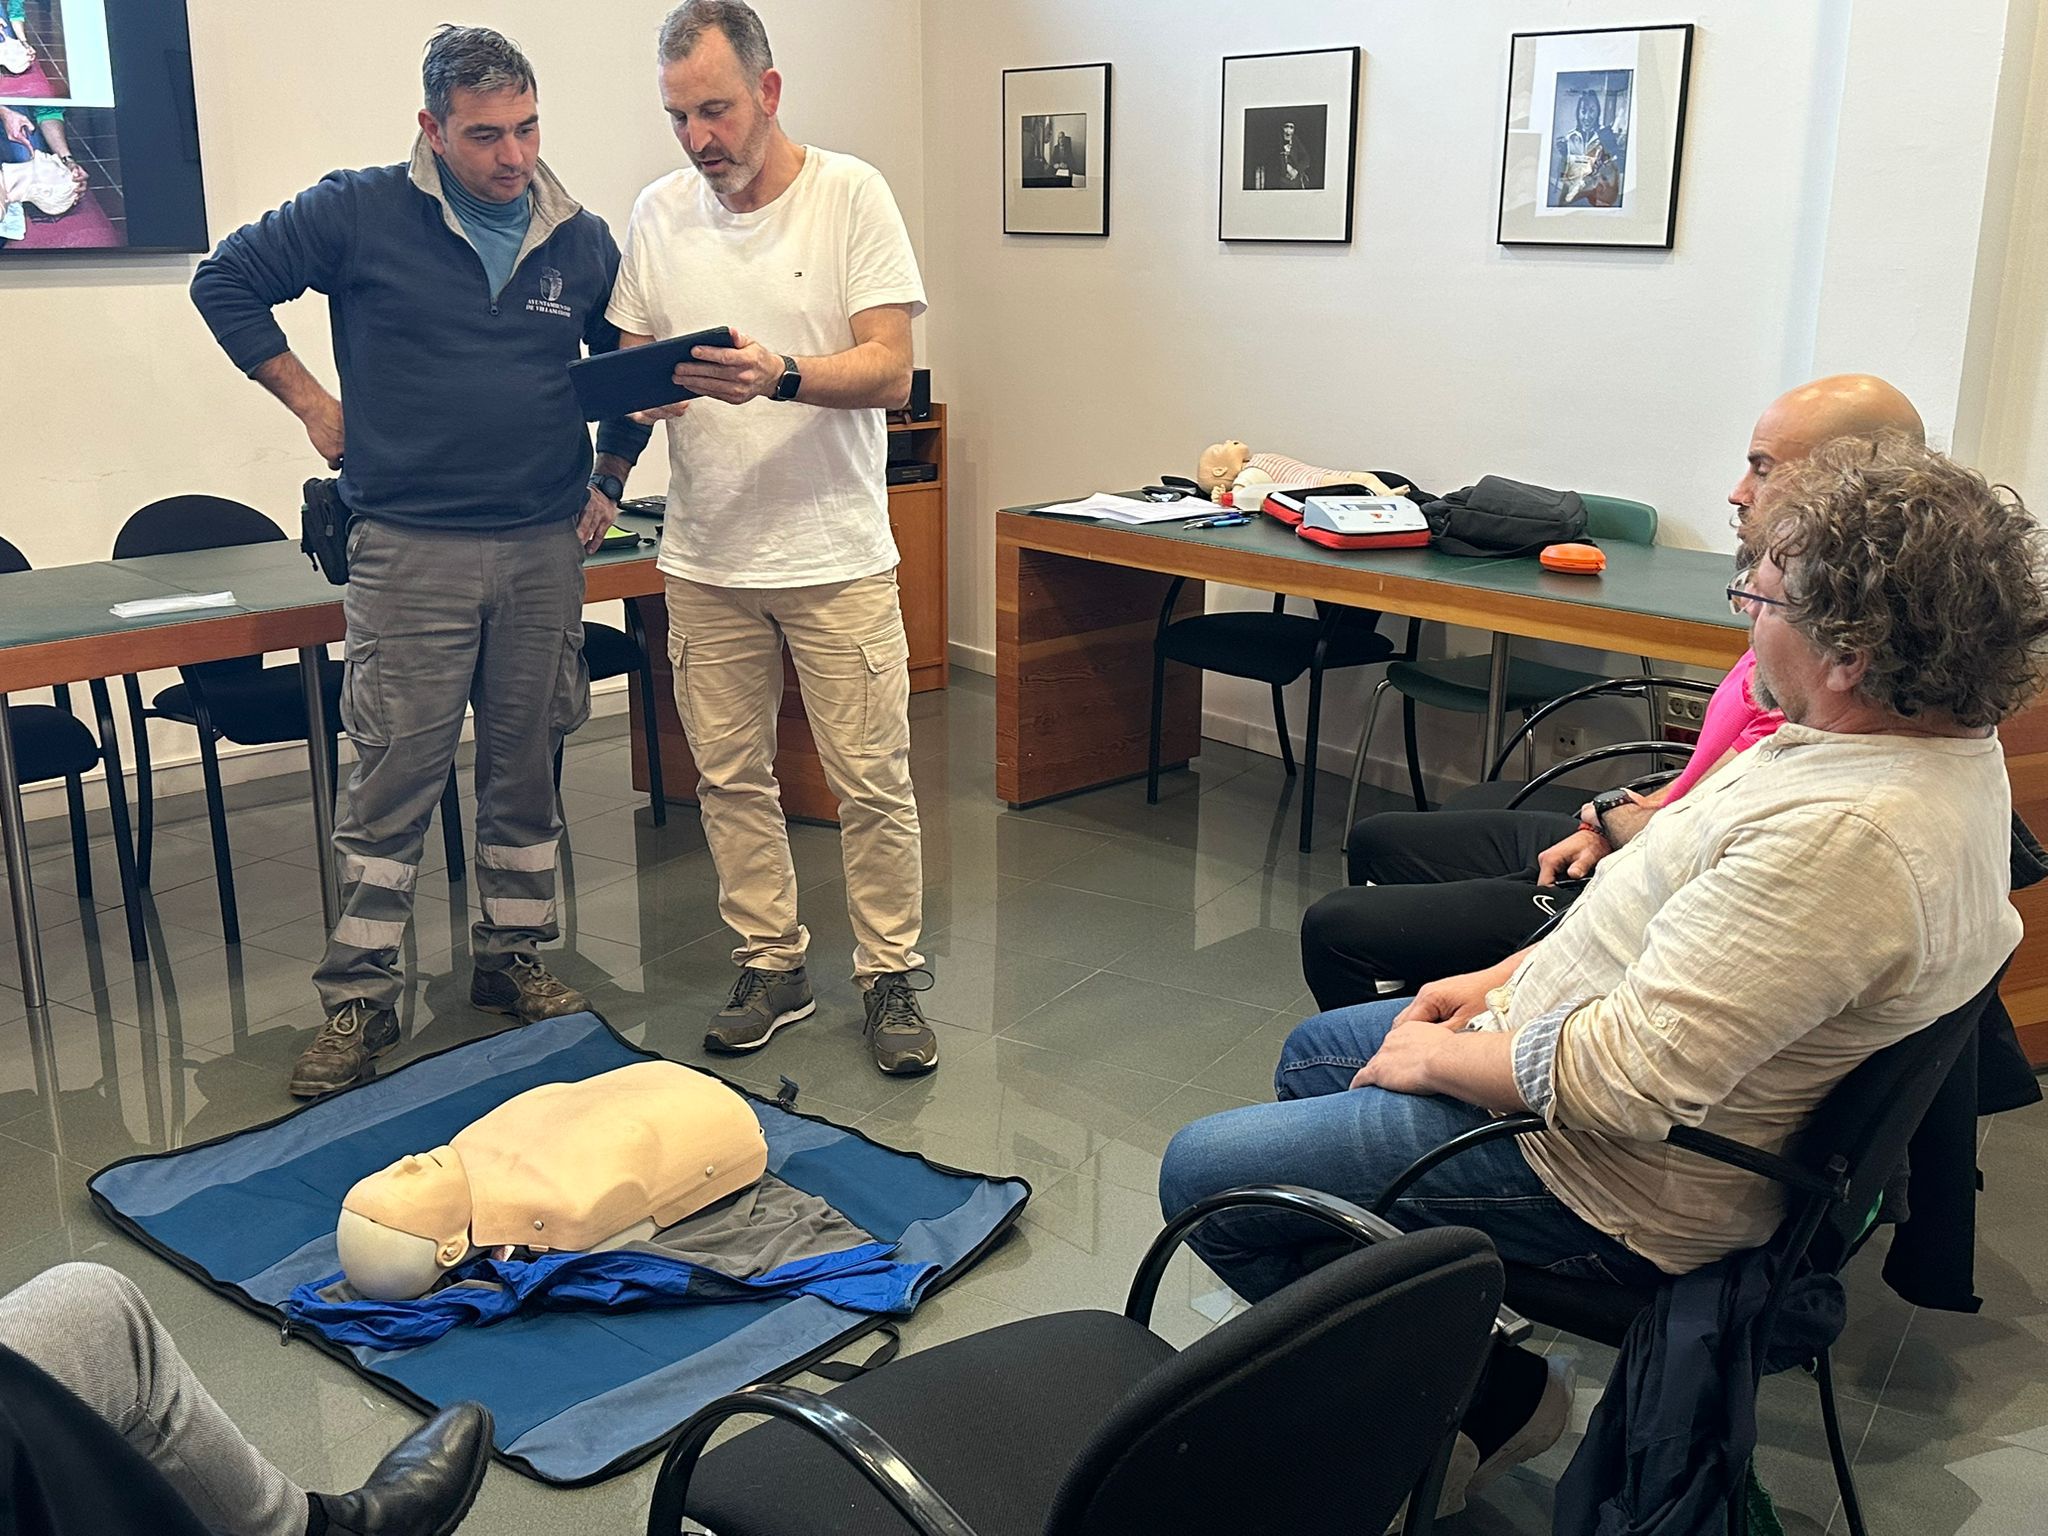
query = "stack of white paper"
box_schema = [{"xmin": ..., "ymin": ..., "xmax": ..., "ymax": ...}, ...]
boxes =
[{"xmin": 1035, "ymin": 492, "xmax": 1209, "ymax": 525}]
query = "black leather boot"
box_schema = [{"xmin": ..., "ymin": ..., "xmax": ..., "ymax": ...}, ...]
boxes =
[{"xmin": 315, "ymin": 1402, "xmax": 492, "ymax": 1536}]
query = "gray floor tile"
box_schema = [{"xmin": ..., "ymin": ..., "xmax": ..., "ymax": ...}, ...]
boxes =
[
  {"xmin": 144, "ymin": 857, "xmax": 331, "ymax": 942},
  {"xmin": 1039, "ymin": 836, "xmax": 1265, "ymax": 911},
  {"xmin": 942, "ymin": 877, "xmax": 1176, "ymax": 968},
  {"xmin": 1845, "ymin": 1406, "xmax": 2048, "ymax": 1534},
  {"xmin": 1000, "ymin": 969, "xmax": 1274, "ymax": 1078},
  {"xmin": 1100, "ymin": 889, "xmax": 1308, "ymax": 1008},
  {"xmin": 1084, "ymin": 1082, "xmax": 1259, "ymax": 1197},
  {"xmin": 864, "ymin": 930, "xmax": 1094, "ymax": 1034}
]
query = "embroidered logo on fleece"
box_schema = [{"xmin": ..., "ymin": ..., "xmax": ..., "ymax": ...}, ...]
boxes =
[{"xmin": 527, "ymin": 266, "xmax": 572, "ymax": 318}]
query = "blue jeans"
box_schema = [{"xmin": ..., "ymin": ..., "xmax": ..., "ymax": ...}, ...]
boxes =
[{"xmin": 1159, "ymin": 999, "xmax": 1662, "ymax": 1302}]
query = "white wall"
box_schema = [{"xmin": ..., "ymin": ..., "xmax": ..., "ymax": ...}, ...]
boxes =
[
  {"xmin": 918, "ymin": 0, "xmax": 2042, "ymax": 792},
  {"xmin": 1, "ymin": 0, "xmax": 925, "ymax": 814}
]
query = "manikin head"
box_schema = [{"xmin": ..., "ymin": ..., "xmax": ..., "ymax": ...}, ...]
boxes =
[
  {"xmin": 417, "ymin": 25, "xmax": 540, "ymax": 206},
  {"xmin": 338, "ymin": 1147, "xmax": 476, "ymax": 1301},
  {"xmin": 1197, "ymin": 440, "xmax": 1253, "ymax": 493},
  {"xmin": 657, "ymin": 0, "xmax": 783, "ymax": 205}
]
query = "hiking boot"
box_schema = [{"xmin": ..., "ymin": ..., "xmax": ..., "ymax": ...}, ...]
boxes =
[
  {"xmin": 706, "ymin": 965, "xmax": 815, "ymax": 1052},
  {"xmin": 288, "ymin": 999, "xmax": 399, "ymax": 1099},
  {"xmin": 470, "ymin": 954, "xmax": 587, "ymax": 1024},
  {"xmin": 863, "ymin": 969, "xmax": 938, "ymax": 1075},
  {"xmin": 314, "ymin": 1400, "xmax": 493, "ymax": 1536}
]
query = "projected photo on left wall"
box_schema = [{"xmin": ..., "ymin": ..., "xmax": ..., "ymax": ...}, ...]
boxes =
[{"xmin": 0, "ymin": 0, "xmax": 206, "ymax": 255}]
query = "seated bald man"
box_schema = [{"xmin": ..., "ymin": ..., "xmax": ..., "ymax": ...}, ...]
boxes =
[
  {"xmin": 1300, "ymin": 374, "xmax": 1926, "ymax": 1009},
  {"xmin": 1164, "ymin": 438, "xmax": 2048, "ymax": 1508}
]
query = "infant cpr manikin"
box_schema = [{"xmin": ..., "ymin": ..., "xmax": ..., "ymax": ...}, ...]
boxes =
[{"xmin": 336, "ymin": 1061, "xmax": 769, "ymax": 1300}]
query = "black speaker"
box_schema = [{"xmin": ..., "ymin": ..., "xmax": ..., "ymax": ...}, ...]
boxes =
[{"xmin": 908, "ymin": 367, "xmax": 932, "ymax": 421}]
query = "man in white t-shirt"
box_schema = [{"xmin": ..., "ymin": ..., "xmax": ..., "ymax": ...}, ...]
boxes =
[{"xmin": 608, "ymin": 0, "xmax": 936, "ymax": 1075}]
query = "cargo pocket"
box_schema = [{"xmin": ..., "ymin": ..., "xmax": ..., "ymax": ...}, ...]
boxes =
[
  {"xmin": 553, "ymin": 625, "xmax": 592, "ymax": 738},
  {"xmin": 857, "ymin": 628, "xmax": 912, "ymax": 758},
  {"xmin": 340, "ymin": 636, "xmax": 389, "ymax": 748}
]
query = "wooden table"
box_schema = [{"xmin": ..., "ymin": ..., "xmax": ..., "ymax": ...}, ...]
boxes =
[{"xmin": 995, "ymin": 504, "xmax": 2048, "ymax": 1066}]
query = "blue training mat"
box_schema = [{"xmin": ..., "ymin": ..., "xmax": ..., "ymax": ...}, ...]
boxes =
[{"xmin": 88, "ymin": 1013, "xmax": 1030, "ymax": 1485}]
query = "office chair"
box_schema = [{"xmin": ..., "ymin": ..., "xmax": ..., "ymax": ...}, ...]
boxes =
[
  {"xmin": 1147, "ymin": 582, "xmax": 1394, "ymax": 852},
  {"xmin": 0, "ymin": 535, "xmax": 148, "ymax": 961},
  {"xmin": 1352, "ymin": 494, "xmax": 1661, "ymax": 810},
  {"xmin": 1373, "ymin": 966, "xmax": 2012, "ymax": 1536},
  {"xmin": 647, "ymin": 1189, "xmax": 1507, "ymax": 1536}
]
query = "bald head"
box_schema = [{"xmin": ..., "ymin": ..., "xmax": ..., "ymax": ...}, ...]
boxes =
[{"xmin": 1730, "ymin": 374, "xmax": 1925, "ymax": 514}]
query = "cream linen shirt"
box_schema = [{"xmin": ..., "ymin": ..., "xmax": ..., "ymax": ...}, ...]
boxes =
[{"xmin": 1493, "ymin": 723, "xmax": 2017, "ymax": 1274}]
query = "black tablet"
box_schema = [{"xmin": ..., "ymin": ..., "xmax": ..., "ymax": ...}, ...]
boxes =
[{"xmin": 567, "ymin": 326, "xmax": 738, "ymax": 421}]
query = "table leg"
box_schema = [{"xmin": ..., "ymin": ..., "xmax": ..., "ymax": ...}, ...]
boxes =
[
  {"xmin": 1480, "ymin": 633, "xmax": 1511, "ymax": 775},
  {"xmin": 996, "ymin": 540, "xmax": 1204, "ymax": 806},
  {"xmin": 0, "ymin": 693, "xmax": 49, "ymax": 1010},
  {"xmin": 299, "ymin": 649, "xmax": 341, "ymax": 930}
]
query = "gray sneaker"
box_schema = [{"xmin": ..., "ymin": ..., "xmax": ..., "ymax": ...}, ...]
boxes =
[
  {"xmin": 707, "ymin": 965, "xmax": 815, "ymax": 1052},
  {"xmin": 863, "ymin": 970, "xmax": 938, "ymax": 1075},
  {"xmin": 289, "ymin": 999, "xmax": 400, "ymax": 1099},
  {"xmin": 471, "ymin": 954, "xmax": 587, "ymax": 1024}
]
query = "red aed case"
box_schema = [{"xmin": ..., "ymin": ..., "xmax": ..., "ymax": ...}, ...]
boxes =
[
  {"xmin": 1297, "ymin": 523, "xmax": 1432, "ymax": 551},
  {"xmin": 1290, "ymin": 491, "xmax": 1434, "ymax": 552}
]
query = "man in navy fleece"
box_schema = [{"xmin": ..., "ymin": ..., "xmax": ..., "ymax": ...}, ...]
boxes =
[{"xmin": 191, "ymin": 26, "xmax": 650, "ymax": 1099}]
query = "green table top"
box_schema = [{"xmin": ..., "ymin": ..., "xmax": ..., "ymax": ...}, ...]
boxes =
[
  {"xmin": 0, "ymin": 511, "xmax": 666, "ymax": 677},
  {"xmin": 1001, "ymin": 498, "xmax": 1747, "ymax": 636}
]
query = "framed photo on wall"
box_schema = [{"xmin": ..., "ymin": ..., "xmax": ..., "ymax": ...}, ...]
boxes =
[
  {"xmin": 1218, "ymin": 46, "xmax": 1360, "ymax": 243},
  {"xmin": 1496, "ymin": 24, "xmax": 1695, "ymax": 248},
  {"xmin": 1003, "ymin": 62, "xmax": 1111, "ymax": 236}
]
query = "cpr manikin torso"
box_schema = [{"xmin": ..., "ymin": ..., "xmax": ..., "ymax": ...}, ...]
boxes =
[{"xmin": 337, "ymin": 1061, "xmax": 769, "ymax": 1300}]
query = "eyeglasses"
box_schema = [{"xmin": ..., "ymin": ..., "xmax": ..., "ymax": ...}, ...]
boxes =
[{"xmin": 1726, "ymin": 582, "xmax": 1792, "ymax": 619}]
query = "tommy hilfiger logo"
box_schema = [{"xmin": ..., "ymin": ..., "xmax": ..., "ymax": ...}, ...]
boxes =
[{"xmin": 526, "ymin": 266, "xmax": 572, "ymax": 317}]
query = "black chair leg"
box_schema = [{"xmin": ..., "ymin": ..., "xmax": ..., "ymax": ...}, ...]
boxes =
[
  {"xmin": 62, "ymin": 773, "xmax": 93, "ymax": 903},
  {"xmin": 1300, "ymin": 668, "xmax": 1325, "ymax": 853},
  {"xmin": 1401, "ymin": 694, "xmax": 1428, "ymax": 811},
  {"xmin": 89, "ymin": 678, "xmax": 148, "ymax": 964},
  {"xmin": 123, "ymin": 675, "xmax": 155, "ymax": 886},
  {"xmin": 1815, "ymin": 1350, "xmax": 1869, "ymax": 1536},
  {"xmin": 440, "ymin": 768, "xmax": 466, "ymax": 883},
  {"xmin": 193, "ymin": 725, "xmax": 240, "ymax": 946},
  {"xmin": 1270, "ymin": 685, "xmax": 1296, "ymax": 777},
  {"xmin": 1146, "ymin": 642, "xmax": 1170, "ymax": 804}
]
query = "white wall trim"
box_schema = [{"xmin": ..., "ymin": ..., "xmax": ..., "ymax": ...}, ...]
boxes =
[{"xmin": 948, "ymin": 639, "xmax": 994, "ymax": 676}]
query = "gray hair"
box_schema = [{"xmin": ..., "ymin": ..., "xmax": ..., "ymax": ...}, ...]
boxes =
[
  {"xmin": 422, "ymin": 25, "xmax": 537, "ymax": 122},
  {"xmin": 658, "ymin": 0, "xmax": 773, "ymax": 78},
  {"xmin": 1755, "ymin": 435, "xmax": 2048, "ymax": 729}
]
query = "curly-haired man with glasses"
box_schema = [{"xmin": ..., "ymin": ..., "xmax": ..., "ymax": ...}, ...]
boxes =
[{"xmin": 1162, "ymin": 436, "xmax": 2048, "ymax": 1506}]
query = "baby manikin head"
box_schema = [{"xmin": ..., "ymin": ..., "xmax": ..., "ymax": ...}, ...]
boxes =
[
  {"xmin": 5, "ymin": 152, "xmax": 83, "ymax": 216},
  {"xmin": 338, "ymin": 1147, "xmax": 477, "ymax": 1301}
]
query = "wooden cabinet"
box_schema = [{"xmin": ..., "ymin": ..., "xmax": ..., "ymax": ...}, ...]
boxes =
[{"xmin": 629, "ymin": 404, "xmax": 949, "ymax": 825}]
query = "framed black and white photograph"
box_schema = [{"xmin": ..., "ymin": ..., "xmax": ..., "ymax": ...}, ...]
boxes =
[
  {"xmin": 1497, "ymin": 24, "xmax": 1695, "ymax": 248},
  {"xmin": 1003, "ymin": 62, "xmax": 1110, "ymax": 236},
  {"xmin": 1218, "ymin": 46, "xmax": 1359, "ymax": 243}
]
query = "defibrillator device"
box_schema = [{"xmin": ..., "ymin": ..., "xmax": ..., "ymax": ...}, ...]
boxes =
[{"xmin": 1274, "ymin": 491, "xmax": 1432, "ymax": 551}]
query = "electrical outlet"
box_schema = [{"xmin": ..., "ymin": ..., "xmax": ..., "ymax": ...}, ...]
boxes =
[
  {"xmin": 1660, "ymin": 694, "xmax": 1707, "ymax": 731},
  {"xmin": 1552, "ymin": 725, "xmax": 1582, "ymax": 757}
]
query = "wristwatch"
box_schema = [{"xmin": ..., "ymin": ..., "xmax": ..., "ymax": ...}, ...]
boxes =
[
  {"xmin": 1588, "ymin": 786, "xmax": 1634, "ymax": 839},
  {"xmin": 587, "ymin": 472, "xmax": 624, "ymax": 504},
  {"xmin": 771, "ymin": 354, "xmax": 802, "ymax": 402}
]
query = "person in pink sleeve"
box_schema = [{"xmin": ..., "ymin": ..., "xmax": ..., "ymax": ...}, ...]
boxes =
[{"xmin": 1301, "ymin": 375, "xmax": 1923, "ymax": 1008}]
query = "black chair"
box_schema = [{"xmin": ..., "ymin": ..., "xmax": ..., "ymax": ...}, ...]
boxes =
[
  {"xmin": 646, "ymin": 1187, "xmax": 1511, "ymax": 1536},
  {"xmin": 0, "ymin": 537, "xmax": 148, "ymax": 961},
  {"xmin": 1371, "ymin": 966, "xmax": 2012, "ymax": 1536},
  {"xmin": 569, "ymin": 601, "xmax": 666, "ymax": 825},
  {"xmin": 113, "ymin": 496, "xmax": 462, "ymax": 943},
  {"xmin": 1344, "ymin": 672, "xmax": 1716, "ymax": 832},
  {"xmin": 1148, "ymin": 582, "xmax": 1395, "ymax": 852}
]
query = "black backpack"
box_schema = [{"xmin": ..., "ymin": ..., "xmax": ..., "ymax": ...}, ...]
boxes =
[{"xmin": 1422, "ymin": 475, "xmax": 1587, "ymax": 558}]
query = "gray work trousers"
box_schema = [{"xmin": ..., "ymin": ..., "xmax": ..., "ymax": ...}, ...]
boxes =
[
  {"xmin": 0, "ymin": 1263, "xmax": 306, "ymax": 1536},
  {"xmin": 313, "ymin": 515, "xmax": 590, "ymax": 1014}
]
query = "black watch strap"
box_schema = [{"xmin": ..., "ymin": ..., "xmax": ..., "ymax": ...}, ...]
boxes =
[
  {"xmin": 772, "ymin": 354, "xmax": 802, "ymax": 401},
  {"xmin": 588, "ymin": 472, "xmax": 624, "ymax": 503}
]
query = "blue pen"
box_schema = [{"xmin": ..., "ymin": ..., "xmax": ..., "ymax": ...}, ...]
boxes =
[{"xmin": 1186, "ymin": 514, "xmax": 1250, "ymax": 529}]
